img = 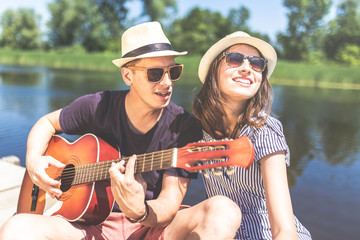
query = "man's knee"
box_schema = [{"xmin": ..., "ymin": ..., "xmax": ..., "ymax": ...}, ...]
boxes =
[
  {"xmin": 0, "ymin": 214, "xmax": 81, "ymax": 240},
  {"xmin": 0, "ymin": 214, "xmax": 30, "ymax": 239}
]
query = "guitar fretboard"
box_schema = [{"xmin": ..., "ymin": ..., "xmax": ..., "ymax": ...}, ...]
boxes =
[{"xmin": 61, "ymin": 148, "xmax": 176, "ymax": 186}]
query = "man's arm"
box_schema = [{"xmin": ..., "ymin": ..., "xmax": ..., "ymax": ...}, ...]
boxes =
[
  {"xmin": 26, "ymin": 109, "xmax": 66, "ymax": 198},
  {"xmin": 145, "ymin": 173, "xmax": 189, "ymax": 227},
  {"xmin": 109, "ymin": 155, "xmax": 189, "ymax": 227}
]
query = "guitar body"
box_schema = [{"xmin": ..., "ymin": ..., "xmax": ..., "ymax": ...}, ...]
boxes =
[{"xmin": 17, "ymin": 134, "xmax": 120, "ymax": 224}]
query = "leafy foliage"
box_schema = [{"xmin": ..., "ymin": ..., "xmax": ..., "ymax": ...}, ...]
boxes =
[
  {"xmin": 0, "ymin": 8, "xmax": 41, "ymax": 49},
  {"xmin": 47, "ymin": 0, "xmax": 112, "ymax": 51},
  {"xmin": 277, "ymin": 0, "xmax": 332, "ymax": 60},
  {"xmin": 169, "ymin": 7, "xmax": 231, "ymax": 55},
  {"xmin": 168, "ymin": 5, "xmax": 270, "ymax": 56},
  {"xmin": 141, "ymin": 0, "xmax": 177, "ymax": 22},
  {"xmin": 335, "ymin": 44, "xmax": 360, "ymax": 66},
  {"xmin": 323, "ymin": 0, "xmax": 360, "ymax": 62}
]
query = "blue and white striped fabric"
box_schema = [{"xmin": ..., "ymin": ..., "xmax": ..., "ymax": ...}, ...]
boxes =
[{"xmin": 202, "ymin": 116, "xmax": 312, "ymax": 240}]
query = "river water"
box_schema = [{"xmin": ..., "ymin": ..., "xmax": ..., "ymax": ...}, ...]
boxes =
[{"xmin": 0, "ymin": 64, "xmax": 359, "ymax": 239}]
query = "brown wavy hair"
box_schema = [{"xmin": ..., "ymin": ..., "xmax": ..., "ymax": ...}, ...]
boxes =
[{"xmin": 193, "ymin": 45, "xmax": 273, "ymax": 139}]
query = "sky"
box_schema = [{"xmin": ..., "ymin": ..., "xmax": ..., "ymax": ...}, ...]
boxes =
[{"xmin": 0, "ymin": 0, "xmax": 288, "ymax": 41}]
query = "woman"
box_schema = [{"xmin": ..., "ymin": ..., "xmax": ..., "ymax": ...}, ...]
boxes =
[{"xmin": 193, "ymin": 31, "xmax": 312, "ymax": 239}]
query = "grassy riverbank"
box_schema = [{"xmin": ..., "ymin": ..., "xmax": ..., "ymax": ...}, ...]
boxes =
[{"xmin": 1, "ymin": 48, "xmax": 359, "ymax": 90}]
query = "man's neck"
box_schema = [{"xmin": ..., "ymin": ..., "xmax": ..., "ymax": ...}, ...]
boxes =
[{"xmin": 124, "ymin": 94, "xmax": 164, "ymax": 134}]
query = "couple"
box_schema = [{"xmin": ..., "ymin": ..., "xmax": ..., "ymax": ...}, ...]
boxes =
[{"xmin": 0, "ymin": 22, "xmax": 311, "ymax": 239}]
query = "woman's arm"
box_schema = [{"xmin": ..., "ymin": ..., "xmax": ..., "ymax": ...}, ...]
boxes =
[{"xmin": 261, "ymin": 151, "xmax": 299, "ymax": 240}]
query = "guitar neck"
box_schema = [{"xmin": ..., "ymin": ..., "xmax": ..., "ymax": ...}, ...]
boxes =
[
  {"xmin": 71, "ymin": 148, "xmax": 176, "ymax": 185},
  {"xmin": 58, "ymin": 135, "xmax": 254, "ymax": 188}
]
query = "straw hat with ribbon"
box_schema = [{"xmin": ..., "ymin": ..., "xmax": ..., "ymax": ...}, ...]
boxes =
[{"xmin": 112, "ymin": 22, "xmax": 187, "ymax": 68}]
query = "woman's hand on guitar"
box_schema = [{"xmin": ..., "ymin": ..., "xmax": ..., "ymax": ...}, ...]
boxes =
[
  {"xmin": 26, "ymin": 154, "xmax": 65, "ymax": 198},
  {"xmin": 109, "ymin": 155, "xmax": 148, "ymax": 220}
]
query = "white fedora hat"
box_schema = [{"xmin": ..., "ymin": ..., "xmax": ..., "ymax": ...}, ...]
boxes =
[
  {"xmin": 112, "ymin": 22, "xmax": 187, "ymax": 68},
  {"xmin": 198, "ymin": 31, "xmax": 277, "ymax": 83}
]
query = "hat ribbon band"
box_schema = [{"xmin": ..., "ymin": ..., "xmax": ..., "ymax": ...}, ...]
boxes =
[{"xmin": 123, "ymin": 43, "xmax": 174, "ymax": 58}]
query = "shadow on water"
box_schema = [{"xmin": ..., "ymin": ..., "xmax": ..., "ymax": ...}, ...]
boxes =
[{"xmin": 0, "ymin": 64, "xmax": 359, "ymax": 239}]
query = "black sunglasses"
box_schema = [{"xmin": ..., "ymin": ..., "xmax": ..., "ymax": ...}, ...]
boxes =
[
  {"xmin": 221, "ymin": 52, "xmax": 268, "ymax": 72},
  {"xmin": 127, "ymin": 64, "xmax": 184, "ymax": 83}
]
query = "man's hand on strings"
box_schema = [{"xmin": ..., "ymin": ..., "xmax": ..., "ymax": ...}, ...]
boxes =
[
  {"xmin": 26, "ymin": 154, "xmax": 65, "ymax": 198},
  {"xmin": 109, "ymin": 155, "xmax": 147, "ymax": 219}
]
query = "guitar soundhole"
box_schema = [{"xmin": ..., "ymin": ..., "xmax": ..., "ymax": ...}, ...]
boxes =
[{"xmin": 60, "ymin": 164, "xmax": 75, "ymax": 192}]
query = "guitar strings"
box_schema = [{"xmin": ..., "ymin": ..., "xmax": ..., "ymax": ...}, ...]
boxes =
[
  {"xmin": 59, "ymin": 148, "xmax": 178, "ymax": 184},
  {"xmin": 58, "ymin": 145, "xmax": 227, "ymax": 185},
  {"xmin": 59, "ymin": 149, "xmax": 173, "ymax": 182},
  {"xmin": 59, "ymin": 144, "xmax": 227, "ymax": 181},
  {"xmin": 59, "ymin": 145, "xmax": 192, "ymax": 178},
  {"xmin": 59, "ymin": 144, "xmax": 227, "ymax": 182}
]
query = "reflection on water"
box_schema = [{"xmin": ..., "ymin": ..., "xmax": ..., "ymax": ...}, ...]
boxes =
[
  {"xmin": 274, "ymin": 87, "xmax": 360, "ymax": 186},
  {"xmin": 0, "ymin": 64, "xmax": 359, "ymax": 239}
]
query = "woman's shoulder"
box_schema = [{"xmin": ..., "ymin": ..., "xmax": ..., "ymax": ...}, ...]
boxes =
[
  {"xmin": 242, "ymin": 115, "xmax": 284, "ymax": 137},
  {"xmin": 264, "ymin": 115, "xmax": 284, "ymax": 133},
  {"xmin": 245, "ymin": 115, "xmax": 290, "ymax": 163}
]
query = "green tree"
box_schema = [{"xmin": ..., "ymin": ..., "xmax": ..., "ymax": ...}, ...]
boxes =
[
  {"xmin": 76, "ymin": 0, "xmax": 111, "ymax": 52},
  {"xmin": 323, "ymin": 0, "xmax": 360, "ymax": 60},
  {"xmin": 92, "ymin": 0, "xmax": 177, "ymax": 51},
  {"xmin": 277, "ymin": 0, "xmax": 332, "ymax": 60},
  {"xmin": 95, "ymin": 0, "xmax": 128, "ymax": 35},
  {"xmin": 169, "ymin": 7, "xmax": 232, "ymax": 56},
  {"xmin": 227, "ymin": 6, "xmax": 271, "ymax": 47},
  {"xmin": 141, "ymin": 0, "xmax": 177, "ymax": 22},
  {"xmin": 228, "ymin": 6, "xmax": 250, "ymax": 33},
  {"xmin": 47, "ymin": 0, "xmax": 112, "ymax": 51},
  {"xmin": 46, "ymin": 0, "xmax": 182, "ymax": 52},
  {"xmin": 0, "ymin": 8, "xmax": 41, "ymax": 49},
  {"xmin": 94, "ymin": 0, "xmax": 129, "ymax": 52},
  {"xmin": 169, "ymin": 5, "xmax": 270, "ymax": 56},
  {"xmin": 47, "ymin": 0, "xmax": 84, "ymax": 47}
]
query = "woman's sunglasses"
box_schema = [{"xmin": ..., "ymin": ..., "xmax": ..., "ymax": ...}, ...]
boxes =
[
  {"xmin": 221, "ymin": 52, "xmax": 268, "ymax": 72},
  {"xmin": 127, "ymin": 64, "xmax": 184, "ymax": 83}
]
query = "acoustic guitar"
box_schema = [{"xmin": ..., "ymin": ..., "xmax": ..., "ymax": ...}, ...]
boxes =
[{"xmin": 17, "ymin": 133, "xmax": 254, "ymax": 224}]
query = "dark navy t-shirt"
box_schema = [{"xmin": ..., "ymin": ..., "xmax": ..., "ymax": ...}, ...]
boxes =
[{"xmin": 59, "ymin": 90, "xmax": 202, "ymax": 200}]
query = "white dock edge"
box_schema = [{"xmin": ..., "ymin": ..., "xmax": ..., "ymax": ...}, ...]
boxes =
[{"xmin": 0, "ymin": 156, "xmax": 25, "ymax": 227}]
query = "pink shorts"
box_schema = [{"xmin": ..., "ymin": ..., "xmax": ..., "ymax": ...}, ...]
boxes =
[{"xmin": 72, "ymin": 212, "xmax": 167, "ymax": 240}]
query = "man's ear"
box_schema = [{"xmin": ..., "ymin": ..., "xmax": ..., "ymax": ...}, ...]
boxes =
[{"xmin": 121, "ymin": 67, "xmax": 133, "ymax": 86}]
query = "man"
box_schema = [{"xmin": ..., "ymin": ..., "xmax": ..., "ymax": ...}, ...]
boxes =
[{"xmin": 0, "ymin": 22, "xmax": 241, "ymax": 239}]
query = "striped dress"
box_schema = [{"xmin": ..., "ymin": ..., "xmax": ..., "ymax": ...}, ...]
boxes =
[{"xmin": 202, "ymin": 116, "xmax": 312, "ymax": 240}]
